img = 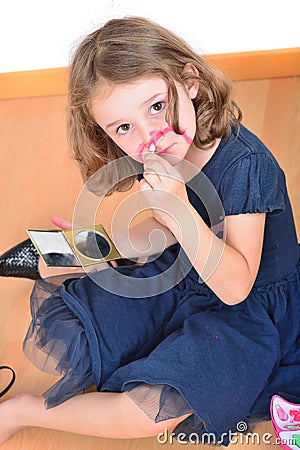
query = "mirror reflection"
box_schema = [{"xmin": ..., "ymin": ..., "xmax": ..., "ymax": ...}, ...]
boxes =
[
  {"xmin": 74, "ymin": 230, "xmax": 111, "ymax": 259},
  {"xmin": 28, "ymin": 230, "xmax": 80, "ymax": 267}
]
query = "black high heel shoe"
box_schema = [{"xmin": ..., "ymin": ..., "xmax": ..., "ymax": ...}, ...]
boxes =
[
  {"xmin": 0, "ymin": 239, "xmax": 41, "ymax": 280},
  {"xmin": 0, "ymin": 237, "xmax": 139, "ymax": 280}
]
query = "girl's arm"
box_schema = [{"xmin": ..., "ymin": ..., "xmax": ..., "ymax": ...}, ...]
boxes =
[
  {"xmin": 140, "ymin": 153, "xmax": 265, "ymax": 305},
  {"xmin": 50, "ymin": 214, "xmax": 177, "ymax": 261},
  {"xmin": 111, "ymin": 215, "xmax": 177, "ymax": 260},
  {"xmin": 168, "ymin": 205, "xmax": 265, "ymax": 305}
]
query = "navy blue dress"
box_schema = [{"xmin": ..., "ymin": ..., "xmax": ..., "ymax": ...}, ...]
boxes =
[{"xmin": 23, "ymin": 125, "xmax": 300, "ymax": 444}]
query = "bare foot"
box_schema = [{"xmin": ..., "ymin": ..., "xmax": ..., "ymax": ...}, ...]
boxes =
[{"xmin": 0, "ymin": 397, "xmax": 23, "ymax": 445}]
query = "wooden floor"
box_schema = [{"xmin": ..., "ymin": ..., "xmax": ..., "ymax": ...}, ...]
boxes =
[{"xmin": 0, "ymin": 77, "xmax": 299, "ymax": 449}]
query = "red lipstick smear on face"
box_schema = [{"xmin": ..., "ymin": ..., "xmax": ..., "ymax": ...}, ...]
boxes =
[{"xmin": 136, "ymin": 126, "xmax": 192, "ymax": 162}]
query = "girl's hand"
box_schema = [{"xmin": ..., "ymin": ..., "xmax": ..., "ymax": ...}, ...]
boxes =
[
  {"xmin": 49, "ymin": 214, "xmax": 119, "ymax": 267},
  {"xmin": 139, "ymin": 153, "xmax": 191, "ymax": 229}
]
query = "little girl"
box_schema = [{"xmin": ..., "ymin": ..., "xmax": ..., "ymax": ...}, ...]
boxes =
[{"xmin": 0, "ymin": 16, "xmax": 299, "ymax": 446}]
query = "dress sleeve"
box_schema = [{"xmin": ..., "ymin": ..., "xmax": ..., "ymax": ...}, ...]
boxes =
[{"xmin": 219, "ymin": 153, "xmax": 286, "ymax": 216}]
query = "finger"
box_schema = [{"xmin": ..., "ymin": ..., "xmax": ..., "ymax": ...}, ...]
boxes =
[
  {"xmin": 143, "ymin": 160, "xmax": 167, "ymax": 181},
  {"xmin": 143, "ymin": 170, "xmax": 161, "ymax": 185},
  {"xmin": 143, "ymin": 153, "xmax": 181, "ymax": 180},
  {"xmin": 50, "ymin": 215, "xmax": 73, "ymax": 230},
  {"xmin": 139, "ymin": 178, "xmax": 154, "ymax": 191},
  {"xmin": 110, "ymin": 260, "xmax": 118, "ymax": 268},
  {"xmin": 143, "ymin": 153, "xmax": 166, "ymax": 173}
]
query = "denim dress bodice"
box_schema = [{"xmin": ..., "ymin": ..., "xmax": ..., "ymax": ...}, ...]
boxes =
[{"xmin": 187, "ymin": 124, "xmax": 299, "ymax": 287}]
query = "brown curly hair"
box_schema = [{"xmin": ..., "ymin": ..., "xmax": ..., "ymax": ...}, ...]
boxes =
[{"xmin": 68, "ymin": 16, "xmax": 242, "ymax": 195}]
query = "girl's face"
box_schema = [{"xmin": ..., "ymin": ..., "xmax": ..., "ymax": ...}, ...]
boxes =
[{"xmin": 91, "ymin": 74, "xmax": 198, "ymax": 166}]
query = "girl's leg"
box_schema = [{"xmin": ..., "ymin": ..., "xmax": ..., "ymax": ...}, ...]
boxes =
[
  {"xmin": 0, "ymin": 392, "xmax": 191, "ymax": 444},
  {"xmin": 38, "ymin": 258, "xmax": 115, "ymax": 278}
]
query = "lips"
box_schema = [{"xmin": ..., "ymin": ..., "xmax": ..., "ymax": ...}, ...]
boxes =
[{"xmin": 160, "ymin": 144, "xmax": 174, "ymax": 155}]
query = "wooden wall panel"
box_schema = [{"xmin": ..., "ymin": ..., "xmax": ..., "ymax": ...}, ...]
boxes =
[
  {"xmin": 234, "ymin": 77, "xmax": 300, "ymax": 236},
  {"xmin": 0, "ymin": 96, "xmax": 79, "ymax": 250},
  {"xmin": 0, "ymin": 48, "xmax": 299, "ymax": 99}
]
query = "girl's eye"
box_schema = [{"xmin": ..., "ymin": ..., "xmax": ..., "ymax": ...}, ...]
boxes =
[
  {"xmin": 150, "ymin": 101, "xmax": 165, "ymax": 115},
  {"xmin": 117, "ymin": 123, "xmax": 132, "ymax": 135}
]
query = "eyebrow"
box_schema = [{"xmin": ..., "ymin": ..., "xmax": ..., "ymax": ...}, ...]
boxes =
[
  {"xmin": 105, "ymin": 92, "xmax": 167, "ymax": 131},
  {"xmin": 141, "ymin": 92, "xmax": 166, "ymax": 107}
]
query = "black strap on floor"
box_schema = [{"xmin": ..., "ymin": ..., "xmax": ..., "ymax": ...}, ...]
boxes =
[{"xmin": 0, "ymin": 365, "xmax": 16, "ymax": 398}]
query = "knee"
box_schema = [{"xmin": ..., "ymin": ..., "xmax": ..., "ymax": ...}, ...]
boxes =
[
  {"xmin": 120, "ymin": 392, "xmax": 191, "ymax": 438},
  {"xmin": 143, "ymin": 414, "xmax": 191, "ymax": 436}
]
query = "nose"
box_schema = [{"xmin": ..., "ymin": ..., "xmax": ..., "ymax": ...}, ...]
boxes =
[
  {"xmin": 139, "ymin": 126, "xmax": 154, "ymax": 146},
  {"xmin": 140, "ymin": 128, "xmax": 166, "ymax": 153}
]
